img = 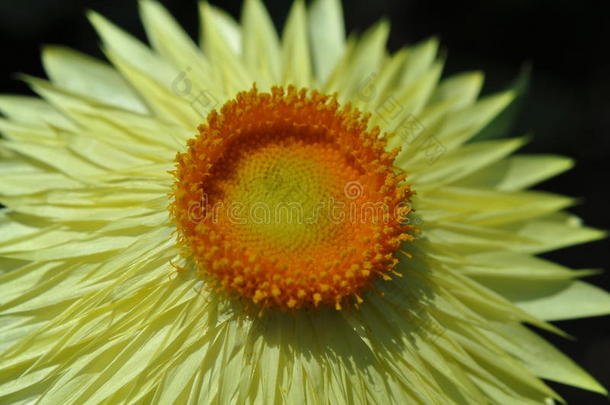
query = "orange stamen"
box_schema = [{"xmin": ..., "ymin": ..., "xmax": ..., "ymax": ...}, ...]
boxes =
[{"xmin": 170, "ymin": 85, "xmax": 415, "ymax": 311}]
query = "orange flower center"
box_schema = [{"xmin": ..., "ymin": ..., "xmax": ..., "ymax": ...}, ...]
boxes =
[{"xmin": 171, "ymin": 86, "xmax": 414, "ymax": 311}]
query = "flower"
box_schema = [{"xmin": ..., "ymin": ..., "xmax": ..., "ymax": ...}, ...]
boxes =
[
  {"xmin": 0, "ymin": 0, "xmax": 608, "ymax": 404},
  {"xmin": 171, "ymin": 85, "xmax": 415, "ymax": 312}
]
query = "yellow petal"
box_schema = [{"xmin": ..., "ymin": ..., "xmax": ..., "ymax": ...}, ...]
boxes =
[
  {"xmin": 455, "ymin": 154, "xmax": 575, "ymax": 191},
  {"xmin": 0, "ymin": 95, "xmax": 75, "ymax": 130},
  {"xmin": 408, "ymin": 137, "xmax": 527, "ymax": 185},
  {"xmin": 430, "ymin": 71, "xmax": 484, "ymax": 111},
  {"xmin": 241, "ymin": 0, "xmax": 282, "ymax": 88},
  {"xmin": 326, "ymin": 20, "xmax": 389, "ymax": 100},
  {"xmin": 308, "ymin": 0, "xmax": 345, "ymax": 84},
  {"xmin": 199, "ymin": 2, "xmax": 252, "ymax": 95},
  {"xmin": 42, "ymin": 46, "xmax": 147, "ymax": 113},
  {"xmin": 484, "ymin": 322, "xmax": 607, "ymax": 394},
  {"xmin": 282, "ymin": 0, "xmax": 312, "ymax": 87}
]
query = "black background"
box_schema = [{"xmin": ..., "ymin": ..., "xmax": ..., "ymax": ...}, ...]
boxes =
[{"xmin": 1, "ymin": 0, "xmax": 609, "ymax": 403}]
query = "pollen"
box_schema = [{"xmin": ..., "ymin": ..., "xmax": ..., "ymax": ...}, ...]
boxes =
[{"xmin": 170, "ymin": 86, "xmax": 415, "ymax": 311}]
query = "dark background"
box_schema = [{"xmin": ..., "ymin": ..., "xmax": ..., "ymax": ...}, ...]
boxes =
[{"xmin": 1, "ymin": 0, "xmax": 608, "ymax": 402}]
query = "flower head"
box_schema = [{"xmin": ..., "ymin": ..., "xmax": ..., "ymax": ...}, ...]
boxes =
[
  {"xmin": 0, "ymin": 0, "xmax": 609, "ymax": 404},
  {"xmin": 171, "ymin": 85, "xmax": 414, "ymax": 311}
]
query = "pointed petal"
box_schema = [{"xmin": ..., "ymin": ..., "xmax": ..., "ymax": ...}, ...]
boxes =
[
  {"xmin": 395, "ymin": 91, "xmax": 515, "ymax": 167},
  {"xmin": 326, "ymin": 21, "xmax": 389, "ymax": 100},
  {"xmin": 138, "ymin": 0, "xmax": 219, "ymax": 94},
  {"xmin": 502, "ymin": 212, "xmax": 607, "ymax": 254},
  {"xmin": 399, "ymin": 37, "xmax": 440, "ymax": 88},
  {"xmin": 199, "ymin": 2, "xmax": 252, "ymax": 94},
  {"xmin": 241, "ymin": 0, "xmax": 282, "ymax": 88},
  {"xmin": 308, "ymin": 0, "xmax": 345, "ymax": 84},
  {"xmin": 281, "ymin": 1, "xmax": 312, "ymax": 87},
  {"xmin": 485, "ymin": 322, "xmax": 607, "ymax": 394},
  {"xmin": 408, "ymin": 137, "xmax": 527, "ymax": 186},
  {"xmin": 514, "ymin": 280, "xmax": 610, "ymax": 321},
  {"xmin": 87, "ymin": 10, "xmax": 177, "ymax": 90},
  {"xmin": 430, "ymin": 71, "xmax": 484, "ymax": 111},
  {"xmin": 201, "ymin": 5, "xmax": 242, "ymax": 55},
  {"xmin": 419, "ymin": 187, "xmax": 574, "ymax": 226},
  {"xmin": 463, "ymin": 251, "xmax": 598, "ymax": 281},
  {"xmin": 42, "ymin": 46, "xmax": 147, "ymax": 113},
  {"xmin": 455, "ymin": 154, "xmax": 575, "ymax": 191},
  {"xmin": 0, "ymin": 96, "xmax": 75, "ymax": 130}
]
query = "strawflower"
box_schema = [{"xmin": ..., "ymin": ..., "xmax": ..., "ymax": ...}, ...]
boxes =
[{"xmin": 0, "ymin": 1, "xmax": 609, "ymax": 404}]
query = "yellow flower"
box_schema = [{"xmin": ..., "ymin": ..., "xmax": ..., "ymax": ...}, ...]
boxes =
[{"xmin": 0, "ymin": 0, "xmax": 608, "ymax": 404}]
